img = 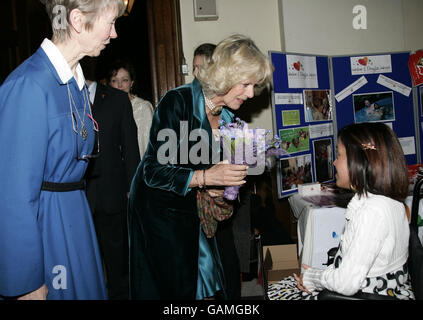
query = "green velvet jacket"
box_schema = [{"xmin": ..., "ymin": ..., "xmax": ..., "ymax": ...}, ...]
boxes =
[{"xmin": 128, "ymin": 78, "xmax": 233, "ymax": 299}]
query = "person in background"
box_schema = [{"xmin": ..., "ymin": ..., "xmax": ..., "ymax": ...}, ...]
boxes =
[
  {"xmin": 294, "ymin": 122, "xmax": 414, "ymax": 300},
  {"xmin": 311, "ymin": 97, "xmax": 324, "ymax": 120},
  {"xmin": 128, "ymin": 34, "xmax": 273, "ymax": 300},
  {"xmin": 107, "ymin": 59, "xmax": 154, "ymax": 158},
  {"xmin": 81, "ymin": 56, "xmax": 140, "ymax": 300},
  {"xmin": 0, "ymin": 0, "xmax": 125, "ymax": 299},
  {"xmin": 193, "ymin": 43, "xmax": 216, "ymax": 77}
]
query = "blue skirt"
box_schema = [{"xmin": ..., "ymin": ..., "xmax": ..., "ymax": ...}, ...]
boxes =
[{"xmin": 196, "ymin": 226, "xmax": 226, "ymax": 299}]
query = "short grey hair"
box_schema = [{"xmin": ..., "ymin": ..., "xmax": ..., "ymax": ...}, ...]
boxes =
[{"xmin": 44, "ymin": 0, "xmax": 124, "ymax": 43}]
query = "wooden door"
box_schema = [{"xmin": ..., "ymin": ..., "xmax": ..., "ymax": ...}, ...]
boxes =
[{"xmin": 146, "ymin": 0, "xmax": 185, "ymax": 106}]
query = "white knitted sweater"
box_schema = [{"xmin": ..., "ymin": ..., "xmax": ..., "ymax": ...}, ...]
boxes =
[{"xmin": 302, "ymin": 192, "xmax": 409, "ymax": 296}]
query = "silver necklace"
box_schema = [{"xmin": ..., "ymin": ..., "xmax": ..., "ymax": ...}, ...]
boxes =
[
  {"xmin": 67, "ymin": 82, "xmax": 89, "ymax": 140},
  {"xmin": 203, "ymin": 92, "xmax": 223, "ymax": 116}
]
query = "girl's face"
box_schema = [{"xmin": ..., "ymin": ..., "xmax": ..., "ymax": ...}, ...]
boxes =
[
  {"xmin": 109, "ymin": 68, "xmax": 133, "ymax": 93},
  {"xmin": 334, "ymin": 140, "xmax": 351, "ymax": 189}
]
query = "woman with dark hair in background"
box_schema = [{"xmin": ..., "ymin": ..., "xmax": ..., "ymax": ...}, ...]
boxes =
[{"xmin": 108, "ymin": 59, "xmax": 154, "ymax": 158}]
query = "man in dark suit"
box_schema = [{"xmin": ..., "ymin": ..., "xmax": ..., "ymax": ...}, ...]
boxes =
[{"xmin": 82, "ymin": 57, "xmax": 140, "ymax": 300}]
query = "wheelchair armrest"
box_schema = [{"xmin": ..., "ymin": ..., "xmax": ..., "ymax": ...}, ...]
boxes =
[
  {"xmin": 317, "ymin": 289, "xmax": 397, "ymax": 300},
  {"xmin": 317, "ymin": 289, "xmax": 365, "ymax": 300}
]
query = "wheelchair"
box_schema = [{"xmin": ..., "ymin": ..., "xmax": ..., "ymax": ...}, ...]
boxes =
[{"xmin": 318, "ymin": 178, "xmax": 423, "ymax": 300}]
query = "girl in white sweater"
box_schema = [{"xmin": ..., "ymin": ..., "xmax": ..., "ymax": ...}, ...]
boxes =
[{"xmin": 294, "ymin": 122, "xmax": 414, "ymax": 299}]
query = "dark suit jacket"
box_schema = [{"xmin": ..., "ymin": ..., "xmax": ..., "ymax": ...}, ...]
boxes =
[{"xmin": 85, "ymin": 83, "xmax": 140, "ymax": 214}]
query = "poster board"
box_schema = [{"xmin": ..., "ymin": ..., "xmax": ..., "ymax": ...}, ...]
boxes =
[
  {"xmin": 270, "ymin": 51, "xmax": 419, "ymax": 198},
  {"xmin": 269, "ymin": 52, "xmax": 336, "ymax": 198},
  {"xmin": 417, "ymin": 84, "xmax": 423, "ymax": 163},
  {"xmin": 331, "ymin": 52, "xmax": 418, "ymax": 165}
]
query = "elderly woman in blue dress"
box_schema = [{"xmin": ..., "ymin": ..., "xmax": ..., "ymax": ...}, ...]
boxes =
[
  {"xmin": 0, "ymin": 0, "xmax": 125, "ymax": 300},
  {"xmin": 128, "ymin": 34, "xmax": 274, "ymax": 299}
]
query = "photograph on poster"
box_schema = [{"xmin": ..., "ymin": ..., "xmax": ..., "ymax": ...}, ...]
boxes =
[
  {"xmin": 279, "ymin": 126, "xmax": 310, "ymax": 154},
  {"xmin": 353, "ymin": 91, "xmax": 395, "ymax": 123},
  {"xmin": 313, "ymin": 138, "xmax": 334, "ymax": 183},
  {"xmin": 303, "ymin": 89, "xmax": 332, "ymax": 122},
  {"xmin": 282, "ymin": 109, "xmax": 301, "ymax": 126},
  {"xmin": 280, "ymin": 154, "xmax": 313, "ymax": 192}
]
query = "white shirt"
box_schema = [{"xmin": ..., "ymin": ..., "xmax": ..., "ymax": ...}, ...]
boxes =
[
  {"xmin": 40, "ymin": 38, "xmax": 86, "ymax": 90},
  {"xmin": 302, "ymin": 192, "xmax": 409, "ymax": 296},
  {"xmin": 87, "ymin": 81, "xmax": 97, "ymax": 105},
  {"xmin": 131, "ymin": 96, "xmax": 154, "ymax": 157}
]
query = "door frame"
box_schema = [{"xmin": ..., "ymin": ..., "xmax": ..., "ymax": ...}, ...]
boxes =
[{"xmin": 146, "ymin": 0, "xmax": 185, "ymax": 107}]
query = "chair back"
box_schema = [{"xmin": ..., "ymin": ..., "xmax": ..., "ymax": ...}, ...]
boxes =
[{"xmin": 409, "ymin": 178, "xmax": 423, "ymax": 300}]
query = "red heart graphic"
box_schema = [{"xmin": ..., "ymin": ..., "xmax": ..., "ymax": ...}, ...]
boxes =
[
  {"xmin": 293, "ymin": 61, "xmax": 301, "ymax": 71},
  {"xmin": 358, "ymin": 57, "xmax": 368, "ymax": 66}
]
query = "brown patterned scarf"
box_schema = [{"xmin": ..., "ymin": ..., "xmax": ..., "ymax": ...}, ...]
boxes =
[{"xmin": 197, "ymin": 190, "xmax": 234, "ymax": 238}]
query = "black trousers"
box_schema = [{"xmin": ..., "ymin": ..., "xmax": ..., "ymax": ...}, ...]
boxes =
[{"xmin": 93, "ymin": 210, "xmax": 129, "ymax": 300}]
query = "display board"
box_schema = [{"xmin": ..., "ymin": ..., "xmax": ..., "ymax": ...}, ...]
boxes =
[
  {"xmin": 269, "ymin": 52, "xmax": 336, "ymax": 198},
  {"xmin": 270, "ymin": 51, "xmax": 420, "ymax": 198},
  {"xmin": 331, "ymin": 52, "xmax": 418, "ymax": 165},
  {"xmin": 415, "ymin": 84, "xmax": 423, "ymax": 164}
]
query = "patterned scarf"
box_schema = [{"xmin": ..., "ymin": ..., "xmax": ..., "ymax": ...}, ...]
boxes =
[{"xmin": 197, "ymin": 190, "xmax": 233, "ymax": 238}]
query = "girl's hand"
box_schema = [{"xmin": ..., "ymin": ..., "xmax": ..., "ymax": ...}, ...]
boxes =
[{"xmin": 293, "ymin": 264, "xmax": 311, "ymax": 294}]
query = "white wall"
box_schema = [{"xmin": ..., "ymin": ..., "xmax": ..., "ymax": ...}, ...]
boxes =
[
  {"xmin": 179, "ymin": 0, "xmax": 282, "ymax": 131},
  {"xmin": 179, "ymin": 0, "xmax": 423, "ymax": 131},
  {"xmin": 403, "ymin": 0, "xmax": 423, "ymax": 52},
  {"xmin": 281, "ymin": 0, "xmax": 405, "ymax": 55}
]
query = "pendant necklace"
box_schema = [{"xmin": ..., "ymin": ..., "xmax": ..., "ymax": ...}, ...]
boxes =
[
  {"xmin": 203, "ymin": 91, "xmax": 223, "ymax": 116},
  {"xmin": 67, "ymin": 82, "xmax": 88, "ymax": 140}
]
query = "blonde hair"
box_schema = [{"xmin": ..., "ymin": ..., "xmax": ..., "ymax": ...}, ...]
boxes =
[
  {"xmin": 45, "ymin": 0, "xmax": 124, "ymax": 43},
  {"xmin": 196, "ymin": 34, "xmax": 274, "ymax": 97}
]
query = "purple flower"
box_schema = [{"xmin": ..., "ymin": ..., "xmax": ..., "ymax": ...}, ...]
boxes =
[
  {"xmin": 218, "ymin": 118, "xmax": 287, "ymax": 200},
  {"xmin": 223, "ymin": 186, "xmax": 240, "ymax": 201}
]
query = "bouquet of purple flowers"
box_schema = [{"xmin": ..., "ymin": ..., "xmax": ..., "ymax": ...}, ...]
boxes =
[{"xmin": 219, "ymin": 118, "xmax": 287, "ymax": 200}]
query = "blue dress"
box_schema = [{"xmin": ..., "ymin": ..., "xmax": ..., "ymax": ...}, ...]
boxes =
[{"xmin": 0, "ymin": 46, "xmax": 107, "ymax": 299}]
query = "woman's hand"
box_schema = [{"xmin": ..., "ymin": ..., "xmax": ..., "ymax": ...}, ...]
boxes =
[
  {"xmin": 17, "ymin": 284, "xmax": 48, "ymax": 300},
  {"xmin": 293, "ymin": 264, "xmax": 311, "ymax": 294},
  {"xmin": 205, "ymin": 160, "xmax": 248, "ymax": 187}
]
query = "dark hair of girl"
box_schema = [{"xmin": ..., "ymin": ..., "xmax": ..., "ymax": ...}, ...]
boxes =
[{"xmin": 337, "ymin": 122, "xmax": 408, "ymax": 202}]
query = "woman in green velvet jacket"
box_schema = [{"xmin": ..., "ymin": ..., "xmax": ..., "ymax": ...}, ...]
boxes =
[{"xmin": 128, "ymin": 34, "xmax": 274, "ymax": 299}]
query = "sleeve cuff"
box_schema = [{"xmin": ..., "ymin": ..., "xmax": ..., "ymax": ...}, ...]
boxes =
[
  {"xmin": 302, "ymin": 268, "xmax": 325, "ymax": 292},
  {"xmin": 184, "ymin": 170, "xmax": 195, "ymax": 195}
]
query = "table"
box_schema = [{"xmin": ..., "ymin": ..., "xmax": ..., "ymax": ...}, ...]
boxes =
[{"xmin": 288, "ymin": 191, "xmax": 422, "ymax": 271}]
